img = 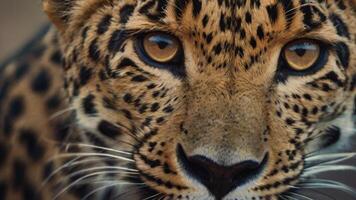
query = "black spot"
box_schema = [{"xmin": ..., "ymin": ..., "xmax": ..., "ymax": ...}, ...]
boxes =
[
  {"xmin": 303, "ymin": 94, "xmax": 312, "ymax": 101},
  {"xmin": 266, "ymin": 4, "xmax": 279, "ymax": 23},
  {"xmin": 250, "ymin": 37, "xmax": 257, "ymax": 49},
  {"xmin": 31, "ymin": 69, "xmax": 51, "ymax": 94},
  {"xmin": 121, "ymin": 109, "xmax": 132, "ymax": 119},
  {"xmin": 3, "ymin": 115, "xmax": 13, "ymax": 136},
  {"xmin": 19, "ymin": 129, "xmax": 45, "ymax": 161},
  {"xmin": 139, "ymin": 0, "xmax": 167, "ymax": 21},
  {"xmin": 89, "ymin": 39, "xmax": 100, "ymax": 62},
  {"xmin": 156, "ymin": 117, "xmax": 165, "ymax": 123},
  {"xmin": 79, "ymin": 66, "xmax": 93, "ymax": 86},
  {"xmin": 250, "ymin": 0, "xmax": 261, "ymax": 8},
  {"xmin": 336, "ymin": 0, "xmax": 347, "ymax": 10},
  {"xmin": 163, "ymin": 105, "xmax": 174, "ymax": 113},
  {"xmin": 329, "ymin": 14, "xmax": 350, "ymax": 38},
  {"xmin": 46, "ymin": 94, "xmax": 62, "ymax": 110},
  {"xmin": 23, "ymin": 183, "xmax": 41, "ymax": 200},
  {"xmin": 202, "ymin": 15, "xmax": 209, "ymax": 27},
  {"xmin": 97, "ymin": 15, "xmax": 112, "ymax": 34},
  {"xmin": 175, "ymin": 0, "xmax": 189, "ymax": 19},
  {"xmin": 120, "ymin": 4, "xmax": 135, "ymax": 24},
  {"xmin": 12, "ymin": 159, "xmax": 26, "ymax": 188},
  {"xmin": 151, "ymin": 103, "xmax": 160, "ymax": 112},
  {"xmin": 102, "ymin": 96, "xmax": 117, "ymax": 110},
  {"xmin": 213, "ymin": 43, "xmax": 222, "ymax": 55},
  {"xmin": 245, "ymin": 11, "xmax": 252, "ymax": 23},
  {"xmin": 300, "ymin": 4, "xmax": 326, "ymax": 29},
  {"xmin": 14, "ymin": 63, "xmax": 30, "ymax": 80},
  {"xmin": 123, "ymin": 93, "xmax": 133, "ymax": 103},
  {"xmin": 131, "ymin": 75, "xmax": 148, "ymax": 82},
  {"xmin": 257, "ymin": 25, "xmax": 265, "ymax": 40},
  {"xmin": 108, "ymin": 30, "xmax": 128, "ymax": 53},
  {"xmin": 334, "ymin": 42, "xmax": 350, "ymax": 69},
  {"xmin": 82, "ymin": 94, "xmax": 97, "ymax": 115},
  {"xmin": 279, "ymin": 0, "xmax": 296, "ymax": 29},
  {"xmin": 8, "ymin": 96, "xmax": 25, "ymax": 119},
  {"xmin": 0, "ymin": 79, "xmax": 10, "ymax": 103},
  {"xmin": 192, "ymin": 0, "xmax": 202, "ymax": 17},
  {"xmin": 117, "ymin": 58, "xmax": 138, "ymax": 69},
  {"xmin": 98, "ymin": 120, "xmax": 122, "ymax": 138},
  {"xmin": 0, "ymin": 142, "xmax": 8, "ymax": 169},
  {"xmin": 42, "ymin": 162, "xmax": 54, "ymax": 180},
  {"xmin": 50, "ymin": 50, "xmax": 63, "ymax": 64},
  {"xmin": 285, "ymin": 118, "xmax": 295, "ymax": 125}
]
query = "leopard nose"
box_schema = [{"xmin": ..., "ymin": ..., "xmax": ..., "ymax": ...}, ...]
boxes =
[{"xmin": 177, "ymin": 145, "xmax": 268, "ymax": 199}]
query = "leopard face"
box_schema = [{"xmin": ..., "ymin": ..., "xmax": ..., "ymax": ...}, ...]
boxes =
[{"xmin": 43, "ymin": 0, "xmax": 356, "ymax": 199}]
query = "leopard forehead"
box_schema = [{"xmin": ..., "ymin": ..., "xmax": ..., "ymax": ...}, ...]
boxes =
[{"xmin": 44, "ymin": 0, "xmax": 356, "ymax": 199}]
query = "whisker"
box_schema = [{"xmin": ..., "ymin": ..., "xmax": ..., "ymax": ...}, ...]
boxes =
[
  {"xmin": 287, "ymin": 191, "xmax": 313, "ymax": 200},
  {"xmin": 143, "ymin": 192, "xmax": 162, "ymax": 200},
  {"xmin": 279, "ymin": 194, "xmax": 290, "ymax": 200},
  {"xmin": 53, "ymin": 170, "xmax": 131, "ymax": 200},
  {"xmin": 305, "ymin": 152, "xmax": 356, "ymax": 166},
  {"xmin": 81, "ymin": 181, "xmax": 145, "ymax": 200},
  {"xmin": 49, "ymin": 107, "xmax": 76, "ymax": 120},
  {"xmin": 113, "ymin": 184, "xmax": 151, "ymax": 199},
  {"xmin": 63, "ymin": 143, "xmax": 132, "ymax": 155},
  {"xmin": 303, "ymin": 165, "xmax": 356, "ymax": 176},
  {"xmin": 297, "ymin": 179, "xmax": 356, "ymax": 198},
  {"xmin": 42, "ymin": 156, "xmax": 82, "ymax": 187},
  {"xmin": 283, "ymin": 194, "xmax": 298, "ymax": 200},
  {"xmin": 50, "ymin": 152, "xmax": 134, "ymax": 162}
]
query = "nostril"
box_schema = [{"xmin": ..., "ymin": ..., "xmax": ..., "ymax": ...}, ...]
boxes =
[{"xmin": 177, "ymin": 144, "xmax": 269, "ymax": 199}]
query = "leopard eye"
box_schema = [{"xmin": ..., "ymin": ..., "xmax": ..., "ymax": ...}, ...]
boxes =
[
  {"xmin": 142, "ymin": 33, "xmax": 180, "ymax": 63},
  {"xmin": 283, "ymin": 39, "xmax": 321, "ymax": 71},
  {"xmin": 135, "ymin": 32, "xmax": 185, "ymax": 77}
]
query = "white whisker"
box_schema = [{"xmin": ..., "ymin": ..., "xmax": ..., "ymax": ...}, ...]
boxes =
[
  {"xmin": 64, "ymin": 143, "xmax": 132, "ymax": 155},
  {"xmin": 81, "ymin": 181, "xmax": 144, "ymax": 200},
  {"xmin": 298, "ymin": 179, "xmax": 356, "ymax": 197},
  {"xmin": 303, "ymin": 165, "xmax": 356, "ymax": 176},
  {"xmin": 51, "ymin": 152, "xmax": 134, "ymax": 162},
  {"xmin": 305, "ymin": 152, "xmax": 356, "ymax": 166},
  {"xmin": 49, "ymin": 107, "xmax": 75, "ymax": 120},
  {"xmin": 53, "ymin": 170, "xmax": 128, "ymax": 200},
  {"xmin": 287, "ymin": 191, "xmax": 314, "ymax": 200},
  {"xmin": 143, "ymin": 193, "xmax": 162, "ymax": 200}
]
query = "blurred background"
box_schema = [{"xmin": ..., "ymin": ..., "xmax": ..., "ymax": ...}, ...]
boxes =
[
  {"xmin": 0, "ymin": 0, "xmax": 46, "ymax": 61},
  {"xmin": 0, "ymin": 0, "xmax": 355, "ymax": 199}
]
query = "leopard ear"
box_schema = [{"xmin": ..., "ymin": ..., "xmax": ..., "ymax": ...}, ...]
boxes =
[{"xmin": 42, "ymin": 0, "xmax": 75, "ymax": 31}]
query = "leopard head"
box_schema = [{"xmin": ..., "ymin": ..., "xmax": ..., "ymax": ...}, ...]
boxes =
[{"xmin": 44, "ymin": 0, "xmax": 356, "ymax": 199}]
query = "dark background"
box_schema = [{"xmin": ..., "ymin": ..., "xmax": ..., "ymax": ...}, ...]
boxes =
[{"xmin": 0, "ymin": 0, "xmax": 355, "ymax": 199}]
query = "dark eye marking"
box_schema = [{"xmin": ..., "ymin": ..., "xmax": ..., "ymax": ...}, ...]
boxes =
[
  {"xmin": 334, "ymin": 42, "xmax": 350, "ymax": 69},
  {"xmin": 329, "ymin": 13, "xmax": 350, "ymax": 39}
]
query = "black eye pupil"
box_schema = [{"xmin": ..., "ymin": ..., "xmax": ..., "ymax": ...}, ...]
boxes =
[{"xmin": 294, "ymin": 48, "xmax": 306, "ymax": 57}]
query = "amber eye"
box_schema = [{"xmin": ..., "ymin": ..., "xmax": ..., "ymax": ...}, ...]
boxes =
[
  {"xmin": 283, "ymin": 39, "xmax": 321, "ymax": 71},
  {"xmin": 142, "ymin": 33, "xmax": 180, "ymax": 63}
]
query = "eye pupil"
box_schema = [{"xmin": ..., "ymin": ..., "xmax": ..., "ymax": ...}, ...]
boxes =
[{"xmin": 294, "ymin": 48, "xmax": 306, "ymax": 57}]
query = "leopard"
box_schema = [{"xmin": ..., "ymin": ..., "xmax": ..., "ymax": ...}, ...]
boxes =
[{"xmin": 0, "ymin": 0, "xmax": 356, "ymax": 199}]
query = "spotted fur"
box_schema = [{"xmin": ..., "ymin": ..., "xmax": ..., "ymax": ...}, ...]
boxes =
[{"xmin": 0, "ymin": 0, "xmax": 356, "ymax": 200}]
